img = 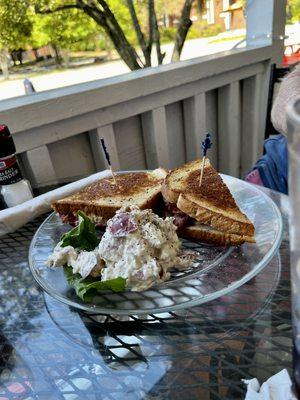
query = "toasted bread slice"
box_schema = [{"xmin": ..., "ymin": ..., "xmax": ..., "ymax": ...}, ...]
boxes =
[
  {"xmin": 162, "ymin": 159, "xmax": 255, "ymax": 238},
  {"xmin": 181, "ymin": 223, "xmax": 255, "ymax": 246},
  {"xmin": 52, "ymin": 169, "xmax": 167, "ymax": 225},
  {"xmin": 162, "ymin": 159, "xmax": 211, "ymax": 204}
]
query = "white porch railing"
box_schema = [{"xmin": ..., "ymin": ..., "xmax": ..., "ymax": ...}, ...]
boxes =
[{"xmin": 0, "ymin": 45, "xmax": 272, "ymax": 188}]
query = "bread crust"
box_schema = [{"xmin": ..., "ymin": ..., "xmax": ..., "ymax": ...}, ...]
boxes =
[
  {"xmin": 178, "ymin": 193, "xmax": 254, "ymax": 237},
  {"xmin": 180, "ymin": 224, "xmax": 255, "ymax": 246},
  {"xmin": 161, "ymin": 180, "xmax": 180, "ymax": 204},
  {"xmin": 162, "ymin": 158, "xmax": 255, "ymax": 239},
  {"xmin": 52, "ymin": 169, "xmax": 167, "ymax": 222},
  {"xmin": 52, "ymin": 192, "xmax": 162, "ymax": 220},
  {"xmin": 162, "ymin": 159, "xmax": 210, "ymax": 203}
]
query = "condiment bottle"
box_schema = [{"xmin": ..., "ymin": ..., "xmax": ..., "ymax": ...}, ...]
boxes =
[{"xmin": 0, "ymin": 124, "xmax": 33, "ymax": 207}]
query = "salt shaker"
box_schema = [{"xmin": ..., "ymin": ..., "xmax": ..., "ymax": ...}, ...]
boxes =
[{"xmin": 0, "ymin": 124, "xmax": 33, "ymax": 207}]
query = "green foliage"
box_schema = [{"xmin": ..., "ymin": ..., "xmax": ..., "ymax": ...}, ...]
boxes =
[
  {"xmin": 0, "ymin": 0, "xmax": 214, "ymax": 64},
  {"xmin": 0, "ymin": 0, "xmax": 102, "ymax": 52},
  {"xmin": 30, "ymin": 7, "xmax": 99, "ymax": 50},
  {"xmin": 106, "ymin": 0, "xmax": 139, "ymax": 46},
  {"xmin": 160, "ymin": 27, "xmax": 177, "ymax": 43},
  {"xmin": 287, "ymin": 0, "xmax": 300, "ymax": 22},
  {"xmin": 0, "ymin": 0, "xmax": 32, "ymax": 50},
  {"xmin": 187, "ymin": 21, "xmax": 222, "ymax": 40}
]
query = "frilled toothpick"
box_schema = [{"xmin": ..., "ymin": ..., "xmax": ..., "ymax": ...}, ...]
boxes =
[
  {"xmin": 100, "ymin": 138, "xmax": 117, "ymax": 184},
  {"xmin": 199, "ymin": 133, "xmax": 212, "ymax": 187}
]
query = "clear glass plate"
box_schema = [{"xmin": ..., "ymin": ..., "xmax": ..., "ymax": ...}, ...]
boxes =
[{"xmin": 28, "ymin": 175, "xmax": 283, "ymax": 315}]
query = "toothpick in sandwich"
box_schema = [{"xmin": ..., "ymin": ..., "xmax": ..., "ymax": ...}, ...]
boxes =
[
  {"xmin": 199, "ymin": 133, "xmax": 212, "ymax": 187},
  {"xmin": 100, "ymin": 138, "xmax": 117, "ymax": 185}
]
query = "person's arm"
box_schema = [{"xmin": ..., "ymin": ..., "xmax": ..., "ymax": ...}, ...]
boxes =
[{"xmin": 271, "ymin": 63, "xmax": 300, "ymax": 135}]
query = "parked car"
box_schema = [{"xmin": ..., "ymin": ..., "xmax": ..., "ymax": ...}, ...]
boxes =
[{"xmin": 283, "ymin": 43, "xmax": 300, "ymax": 67}]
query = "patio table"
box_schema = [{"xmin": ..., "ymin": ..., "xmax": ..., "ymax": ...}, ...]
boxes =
[{"xmin": 0, "ymin": 186, "xmax": 292, "ymax": 399}]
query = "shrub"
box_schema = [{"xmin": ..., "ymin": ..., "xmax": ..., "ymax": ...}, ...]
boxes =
[
  {"xmin": 160, "ymin": 27, "xmax": 177, "ymax": 43},
  {"xmin": 187, "ymin": 21, "xmax": 222, "ymax": 40}
]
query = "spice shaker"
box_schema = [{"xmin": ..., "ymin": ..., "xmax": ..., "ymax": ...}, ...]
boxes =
[{"xmin": 0, "ymin": 124, "xmax": 33, "ymax": 207}]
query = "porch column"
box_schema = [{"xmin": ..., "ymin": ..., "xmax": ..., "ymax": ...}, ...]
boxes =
[{"xmin": 246, "ymin": 0, "xmax": 286, "ymax": 66}]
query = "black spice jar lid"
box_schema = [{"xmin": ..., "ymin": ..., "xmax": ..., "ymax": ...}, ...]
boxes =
[{"xmin": 0, "ymin": 125, "xmax": 16, "ymax": 158}]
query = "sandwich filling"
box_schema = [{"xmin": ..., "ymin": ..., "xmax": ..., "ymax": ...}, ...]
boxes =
[
  {"xmin": 60, "ymin": 212, "xmax": 106, "ymax": 227},
  {"xmin": 163, "ymin": 201, "xmax": 191, "ymax": 229}
]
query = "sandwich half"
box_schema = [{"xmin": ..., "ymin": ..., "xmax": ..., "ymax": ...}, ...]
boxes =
[
  {"xmin": 52, "ymin": 169, "xmax": 167, "ymax": 226},
  {"xmin": 162, "ymin": 159, "xmax": 255, "ymax": 246}
]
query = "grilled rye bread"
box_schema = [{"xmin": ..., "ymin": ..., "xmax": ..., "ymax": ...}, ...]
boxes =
[
  {"xmin": 162, "ymin": 159, "xmax": 255, "ymax": 244},
  {"xmin": 52, "ymin": 169, "xmax": 167, "ymax": 226},
  {"xmin": 181, "ymin": 224, "xmax": 255, "ymax": 246}
]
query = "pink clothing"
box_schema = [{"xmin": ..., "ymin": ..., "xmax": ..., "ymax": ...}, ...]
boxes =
[{"xmin": 245, "ymin": 169, "xmax": 264, "ymax": 186}]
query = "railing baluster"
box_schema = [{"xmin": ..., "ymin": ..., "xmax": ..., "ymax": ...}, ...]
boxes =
[
  {"xmin": 183, "ymin": 93, "xmax": 206, "ymax": 162},
  {"xmin": 241, "ymin": 73, "xmax": 264, "ymax": 177},
  {"xmin": 218, "ymin": 82, "xmax": 242, "ymax": 177},
  {"xmin": 23, "ymin": 145, "xmax": 57, "ymax": 187},
  {"xmin": 205, "ymin": 90, "xmax": 218, "ymax": 169},
  {"xmin": 141, "ymin": 106, "xmax": 171, "ymax": 169},
  {"xmin": 89, "ymin": 124, "xmax": 121, "ymax": 171},
  {"xmin": 113, "ymin": 116, "xmax": 147, "ymax": 170},
  {"xmin": 165, "ymin": 102, "xmax": 186, "ymax": 167},
  {"xmin": 183, "ymin": 92, "xmax": 219, "ymax": 168}
]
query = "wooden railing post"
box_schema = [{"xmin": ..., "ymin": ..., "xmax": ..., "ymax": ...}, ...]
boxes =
[{"xmin": 246, "ymin": 0, "xmax": 286, "ymax": 66}]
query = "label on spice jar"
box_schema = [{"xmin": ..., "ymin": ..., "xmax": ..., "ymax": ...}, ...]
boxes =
[{"xmin": 0, "ymin": 156, "xmax": 23, "ymax": 185}]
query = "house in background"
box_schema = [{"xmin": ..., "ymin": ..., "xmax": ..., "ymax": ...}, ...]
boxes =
[{"xmin": 202, "ymin": 0, "xmax": 245, "ymax": 30}]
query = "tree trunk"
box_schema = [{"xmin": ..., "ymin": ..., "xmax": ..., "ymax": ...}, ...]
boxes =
[
  {"xmin": 0, "ymin": 50, "xmax": 10, "ymax": 80},
  {"xmin": 11, "ymin": 51, "xmax": 17, "ymax": 66},
  {"xmin": 126, "ymin": 0, "xmax": 151, "ymax": 67},
  {"xmin": 33, "ymin": 49, "xmax": 39, "ymax": 62},
  {"xmin": 52, "ymin": 44, "xmax": 62, "ymax": 66},
  {"xmin": 61, "ymin": 50, "xmax": 70, "ymax": 68},
  {"xmin": 79, "ymin": 1, "xmax": 142, "ymax": 70},
  {"xmin": 36, "ymin": 0, "xmax": 194, "ymax": 71},
  {"xmin": 172, "ymin": 0, "xmax": 195, "ymax": 62},
  {"xmin": 197, "ymin": 0, "xmax": 205, "ymax": 14},
  {"xmin": 148, "ymin": 0, "xmax": 165, "ymax": 65},
  {"xmin": 16, "ymin": 49, "xmax": 23, "ymax": 65}
]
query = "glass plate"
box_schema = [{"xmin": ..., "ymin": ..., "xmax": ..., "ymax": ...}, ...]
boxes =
[{"xmin": 28, "ymin": 175, "xmax": 283, "ymax": 315}]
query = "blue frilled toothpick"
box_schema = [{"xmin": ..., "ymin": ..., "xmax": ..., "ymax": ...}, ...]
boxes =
[
  {"xmin": 100, "ymin": 138, "xmax": 117, "ymax": 184},
  {"xmin": 199, "ymin": 133, "xmax": 212, "ymax": 187}
]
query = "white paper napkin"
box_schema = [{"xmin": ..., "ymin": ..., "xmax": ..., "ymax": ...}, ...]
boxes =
[
  {"xmin": 0, "ymin": 170, "xmax": 111, "ymax": 236},
  {"xmin": 243, "ymin": 369, "xmax": 296, "ymax": 400}
]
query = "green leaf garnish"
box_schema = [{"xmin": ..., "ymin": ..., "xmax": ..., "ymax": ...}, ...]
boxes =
[
  {"xmin": 64, "ymin": 266, "xmax": 126, "ymax": 302},
  {"xmin": 60, "ymin": 211, "xmax": 100, "ymax": 251}
]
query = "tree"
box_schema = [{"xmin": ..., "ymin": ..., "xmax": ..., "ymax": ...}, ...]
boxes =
[
  {"xmin": 171, "ymin": 0, "xmax": 195, "ymax": 62},
  {"xmin": 287, "ymin": 0, "xmax": 300, "ymax": 22},
  {"xmin": 0, "ymin": 0, "xmax": 32, "ymax": 50},
  {"xmin": 30, "ymin": 9, "xmax": 98, "ymax": 65},
  {"xmin": 0, "ymin": 0, "xmax": 33, "ymax": 77},
  {"xmin": 35, "ymin": 0, "xmax": 196, "ymax": 70}
]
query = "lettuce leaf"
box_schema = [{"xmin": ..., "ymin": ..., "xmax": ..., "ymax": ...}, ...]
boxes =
[
  {"xmin": 64, "ymin": 266, "xmax": 126, "ymax": 302},
  {"xmin": 60, "ymin": 211, "xmax": 100, "ymax": 251},
  {"xmin": 60, "ymin": 212, "xmax": 125, "ymax": 301}
]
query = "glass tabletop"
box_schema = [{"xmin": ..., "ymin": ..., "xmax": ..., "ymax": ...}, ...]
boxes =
[{"xmin": 0, "ymin": 186, "xmax": 291, "ymax": 399}]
